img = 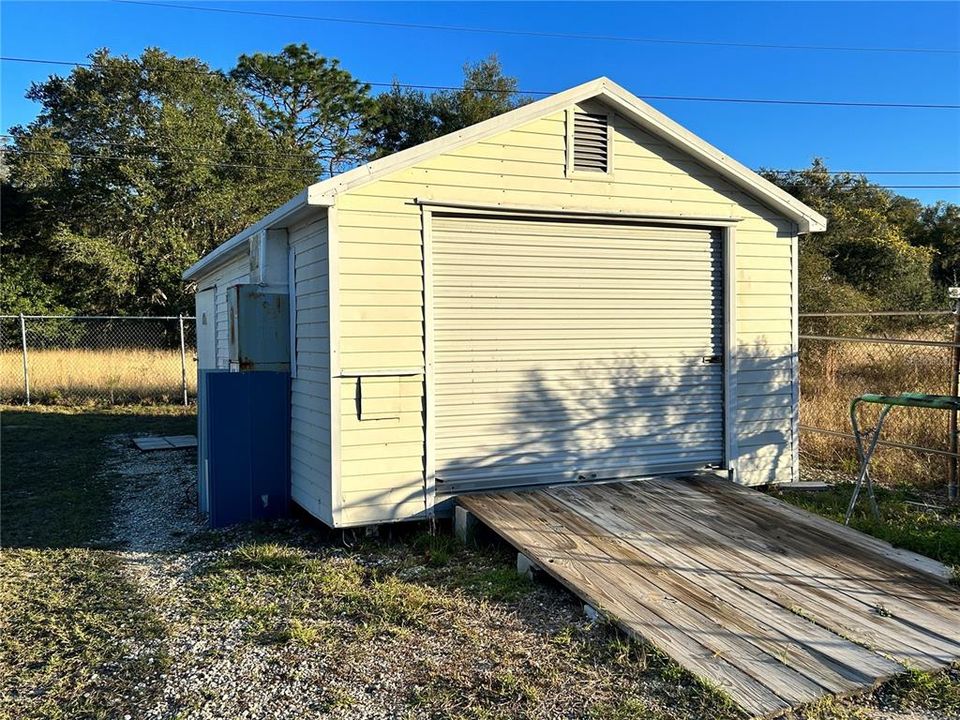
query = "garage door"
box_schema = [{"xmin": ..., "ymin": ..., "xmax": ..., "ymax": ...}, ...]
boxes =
[{"xmin": 432, "ymin": 214, "xmax": 725, "ymax": 493}]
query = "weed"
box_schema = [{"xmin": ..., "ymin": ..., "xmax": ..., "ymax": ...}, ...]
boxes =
[
  {"xmin": 878, "ymin": 667, "xmax": 960, "ymax": 715},
  {"xmin": 411, "ymin": 531, "xmax": 459, "ymax": 567},
  {"xmin": 588, "ymin": 697, "xmax": 664, "ymax": 720},
  {"xmin": 192, "ymin": 542, "xmax": 453, "ymax": 643},
  {"xmin": 799, "ymin": 333, "xmax": 953, "ymax": 489}
]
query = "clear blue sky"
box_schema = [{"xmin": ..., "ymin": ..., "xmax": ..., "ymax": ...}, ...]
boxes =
[{"xmin": 2, "ymin": 1, "xmax": 958, "ymax": 204}]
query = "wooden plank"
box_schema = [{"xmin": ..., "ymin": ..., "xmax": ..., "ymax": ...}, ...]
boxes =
[
  {"xmin": 694, "ymin": 476, "xmax": 953, "ymax": 583},
  {"xmin": 534, "ymin": 491, "xmax": 872, "ymax": 698},
  {"xmin": 650, "ymin": 479, "xmax": 960, "ymax": 635},
  {"xmin": 462, "ymin": 478, "xmax": 960, "ymax": 718},
  {"xmin": 687, "ymin": 476, "xmax": 959, "ymax": 606},
  {"xmin": 461, "ymin": 492, "xmax": 792, "ymax": 718},
  {"xmin": 627, "ymin": 480, "xmax": 960, "ymax": 661},
  {"xmin": 511, "ymin": 493, "xmax": 830, "ymax": 706},
  {"xmin": 568, "ymin": 482, "xmax": 918, "ymax": 678},
  {"xmin": 545, "ymin": 487, "xmax": 901, "ymax": 693},
  {"xmin": 133, "ymin": 436, "xmax": 174, "ymax": 451},
  {"xmin": 612, "ymin": 482, "xmax": 957, "ymax": 669}
]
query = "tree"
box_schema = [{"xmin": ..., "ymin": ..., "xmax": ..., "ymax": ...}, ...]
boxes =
[
  {"xmin": 3, "ymin": 48, "xmax": 307, "ymax": 315},
  {"xmin": 362, "ymin": 82, "xmax": 438, "ymax": 160},
  {"xmin": 910, "ymin": 202, "xmax": 960, "ymax": 289},
  {"xmin": 231, "ymin": 44, "xmax": 371, "ymax": 178},
  {"xmin": 762, "ymin": 159, "xmax": 938, "ymax": 311},
  {"xmin": 431, "ymin": 55, "xmax": 528, "ymax": 135},
  {"xmin": 364, "ymin": 55, "xmax": 527, "ymax": 158}
]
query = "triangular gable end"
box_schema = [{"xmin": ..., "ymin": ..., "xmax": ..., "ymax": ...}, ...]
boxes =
[{"xmin": 310, "ymin": 77, "xmax": 826, "ymax": 233}]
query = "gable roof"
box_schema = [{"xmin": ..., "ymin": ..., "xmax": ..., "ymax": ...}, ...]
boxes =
[{"xmin": 184, "ymin": 76, "xmax": 825, "ymax": 281}]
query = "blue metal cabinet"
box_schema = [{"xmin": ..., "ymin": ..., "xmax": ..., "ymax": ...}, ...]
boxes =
[{"xmin": 198, "ymin": 370, "xmax": 290, "ymax": 528}]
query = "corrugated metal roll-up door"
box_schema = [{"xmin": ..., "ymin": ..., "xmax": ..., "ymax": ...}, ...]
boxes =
[{"xmin": 431, "ymin": 214, "xmax": 724, "ymax": 493}]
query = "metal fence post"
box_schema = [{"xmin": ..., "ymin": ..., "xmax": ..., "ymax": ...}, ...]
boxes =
[
  {"xmin": 178, "ymin": 314, "xmax": 188, "ymax": 406},
  {"xmin": 19, "ymin": 313, "xmax": 30, "ymax": 406},
  {"xmin": 949, "ymin": 302, "xmax": 959, "ymax": 501}
]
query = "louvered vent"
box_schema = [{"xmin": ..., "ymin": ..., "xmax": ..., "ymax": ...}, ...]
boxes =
[{"xmin": 572, "ymin": 113, "xmax": 609, "ymax": 172}]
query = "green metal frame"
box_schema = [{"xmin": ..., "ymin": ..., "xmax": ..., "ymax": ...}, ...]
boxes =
[{"xmin": 847, "ymin": 392, "xmax": 960, "ymax": 525}]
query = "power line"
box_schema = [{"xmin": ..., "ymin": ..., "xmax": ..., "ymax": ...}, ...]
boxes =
[
  {"xmin": 11, "ymin": 149, "xmax": 960, "ymax": 190},
  {"xmin": 113, "ymin": 0, "xmax": 960, "ymax": 56},
  {"xmin": 2, "ymin": 55, "xmax": 959, "ymax": 110},
  {"xmin": 13, "ymin": 148, "xmax": 320, "ymax": 173},
  {"xmin": 4, "ymin": 134, "xmax": 957, "ymax": 177},
  {"xmin": 0, "ymin": 133, "xmax": 331, "ymax": 161},
  {"xmin": 774, "ymin": 170, "xmax": 960, "ymax": 176}
]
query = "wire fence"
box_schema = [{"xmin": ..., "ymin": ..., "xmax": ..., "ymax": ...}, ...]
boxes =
[
  {"xmin": 798, "ymin": 310, "xmax": 960, "ymax": 489},
  {"xmin": 1, "ymin": 315, "xmax": 197, "ymax": 406},
  {"xmin": 3, "ymin": 311, "xmax": 959, "ymax": 488}
]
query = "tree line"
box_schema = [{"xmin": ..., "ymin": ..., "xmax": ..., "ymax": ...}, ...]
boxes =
[{"xmin": 1, "ymin": 45, "xmax": 956, "ymax": 317}]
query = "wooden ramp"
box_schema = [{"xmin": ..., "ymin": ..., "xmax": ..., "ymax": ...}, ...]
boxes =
[{"xmin": 459, "ymin": 477, "xmax": 960, "ymax": 719}]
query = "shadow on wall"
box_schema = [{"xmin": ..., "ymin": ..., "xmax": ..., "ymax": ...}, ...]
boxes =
[{"xmin": 339, "ymin": 339, "xmax": 793, "ymax": 519}]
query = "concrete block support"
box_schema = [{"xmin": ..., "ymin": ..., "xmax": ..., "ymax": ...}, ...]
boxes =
[
  {"xmin": 583, "ymin": 603, "xmax": 600, "ymax": 622},
  {"xmin": 516, "ymin": 552, "xmax": 542, "ymax": 580},
  {"xmin": 454, "ymin": 505, "xmax": 479, "ymax": 544}
]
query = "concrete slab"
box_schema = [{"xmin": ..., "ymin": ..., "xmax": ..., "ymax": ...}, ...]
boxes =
[
  {"xmin": 133, "ymin": 436, "xmax": 174, "ymax": 451},
  {"xmin": 133, "ymin": 435, "xmax": 198, "ymax": 451},
  {"xmin": 166, "ymin": 435, "xmax": 198, "ymax": 448}
]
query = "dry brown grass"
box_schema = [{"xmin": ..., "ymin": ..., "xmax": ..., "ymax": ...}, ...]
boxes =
[
  {"xmin": 799, "ymin": 336, "xmax": 953, "ymax": 489},
  {"xmin": 0, "ymin": 348, "xmax": 196, "ymax": 404}
]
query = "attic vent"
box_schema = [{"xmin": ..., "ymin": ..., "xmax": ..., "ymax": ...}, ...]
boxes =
[{"xmin": 572, "ymin": 113, "xmax": 609, "ymax": 173}]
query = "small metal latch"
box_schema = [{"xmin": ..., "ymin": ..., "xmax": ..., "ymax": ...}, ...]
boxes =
[{"xmin": 701, "ymin": 355, "xmax": 722, "ymax": 365}]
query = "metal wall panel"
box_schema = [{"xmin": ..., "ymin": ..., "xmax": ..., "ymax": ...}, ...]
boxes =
[{"xmin": 432, "ymin": 214, "xmax": 724, "ymax": 493}]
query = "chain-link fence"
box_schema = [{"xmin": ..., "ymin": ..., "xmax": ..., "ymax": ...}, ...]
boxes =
[
  {"xmin": 1, "ymin": 315, "xmax": 197, "ymax": 406},
  {"xmin": 799, "ymin": 310, "xmax": 959, "ymax": 489}
]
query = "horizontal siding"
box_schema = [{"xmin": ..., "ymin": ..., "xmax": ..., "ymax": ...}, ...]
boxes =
[
  {"xmin": 197, "ymin": 253, "xmax": 250, "ymax": 370},
  {"xmin": 289, "ymin": 214, "xmax": 333, "ymax": 523},
  {"xmin": 334, "ymin": 100, "xmax": 798, "ymax": 520}
]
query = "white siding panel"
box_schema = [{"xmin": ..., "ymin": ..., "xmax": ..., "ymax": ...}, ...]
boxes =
[
  {"xmin": 289, "ymin": 214, "xmax": 333, "ymax": 523},
  {"xmin": 201, "ymin": 253, "xmax": 250, "ymax": 369}
]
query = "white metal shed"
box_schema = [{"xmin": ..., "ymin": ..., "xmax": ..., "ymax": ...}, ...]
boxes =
[{"xmin": 183, "ymin": 77, "xmax": 826, "ymax": 528}]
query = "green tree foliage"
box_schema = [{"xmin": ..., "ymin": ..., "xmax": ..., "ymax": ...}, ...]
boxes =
[
  {"xmin": 3, "ymin": 48, "xmax": 308, "ymax": 315},
  {"xmin": 364, "ymin": 55, "xmax": 527, "ymax": 158},
  {"xmin": 761, "ymin": 159, "xmax": 953, "ymax": 312},
  {"xmin": 909, "ymin": 202, "xmax": 960, "ymax": 288},
  {"xmin": 231, "ymin": 44, "xmax": 371, "ymax": 177}
]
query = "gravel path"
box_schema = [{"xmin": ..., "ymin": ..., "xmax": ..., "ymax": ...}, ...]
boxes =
[{"xmin": 104, "ymin": 440, "xmax": 650, "ymax": 720}]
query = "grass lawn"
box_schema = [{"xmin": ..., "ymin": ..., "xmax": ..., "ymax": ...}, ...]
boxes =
[
  {"xmin": 0, "ymin": 406, "xmax": 194, "ymax": 720},
  {"xmin": 2, "ymin": 405, "xmax": 196, "ymax": 548}
]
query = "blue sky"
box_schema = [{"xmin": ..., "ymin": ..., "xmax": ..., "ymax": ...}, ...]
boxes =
[{"xmin": 2, "ymin": 1, "xmax": 958, "ymax": 204}]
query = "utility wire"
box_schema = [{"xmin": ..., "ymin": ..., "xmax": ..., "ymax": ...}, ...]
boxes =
[
  {"xmin": 0, "ymin": 133, "xmax": 334, "ymax": 161},
  {"xmin": 13, "ymin": 148, "xmax": 320, "ymax": 173},
  {"xmin": 11, "ymin": 149, "xmax": 960, "ymax": 189},
  {"xmin": 4, "ymin": 133, "xmax": 956, "ymax": 177},
  {"xmin": 2, "ymin": 55, "xmax": 958, "ymax": 110},
  {"xmin": 113, "ymin": 0, "xmax": 960, "ymax": 56}
]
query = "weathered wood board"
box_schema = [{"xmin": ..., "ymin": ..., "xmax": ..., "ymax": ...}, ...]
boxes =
[{"xmin": 459, "ymin": 477, "xmax": 959, "ymax": 719}]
